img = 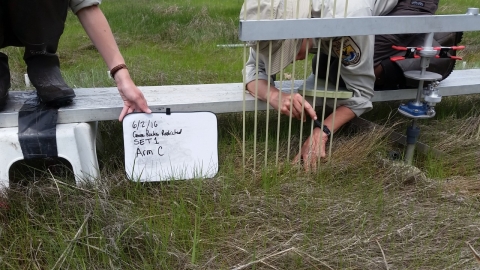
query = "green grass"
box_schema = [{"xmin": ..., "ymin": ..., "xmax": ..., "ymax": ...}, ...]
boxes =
[{"xmin": 2, "ymin": 0, "xmax": 480, "ymax": 269}]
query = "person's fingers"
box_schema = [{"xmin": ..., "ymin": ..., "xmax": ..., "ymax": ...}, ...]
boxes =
[
  {"xmin": 303, "ymin": 152, "xmax": 310, "ymax": 171},
  {"xmin": 290, "ymin": 108, "xmax": 301, "ymax": 120},
  {"xmin": 303, "ymin": 147, "xmax": 314, "ymax": 171},
  {"xmin": 284, "ymin": 105, "xmax": 294, "ymax": 118},
  {"xmin": 293, "ymin": 152, "xmax": 301, "ymax": 165},
  {"xmin": 318, "ymin": 137, "xmax": 327, "ymax": 158},
  {"xmin": 320, "ymin": 145, "xmax": 327, "ymax": 158},
  {"xmin": 291, "ymin": 98, "xmax": 306, "ymax": 120},
  {"xmin": 286, "ymin": 96, "xmax": 304, "ymax": 120},
  {"xmin": 311, "ymin": 142, "xmax": 319, "ymax": 170},
  {"xmin": 290, "ymin": 95, "xmax": 301, "ymax": 119},
  {"xmin": 293, "ymin": 94, "xmax": 316, "ymax": 121},
  {"xmin": 134, "ymin": 96, "xmax": 152, "ymax": 114},
  {"xmin": 310, "ymin": 155, "xmax": 317, "ymax": 171},
  {"xmin": 303, "ymin": 100, "xmax": 317, "ymax": 121},
  {"xmin": 306, "ymin": 136, "xmax": 322, "ymax": 171},
  {"xmin": 281, "ymin": 107, "xmax": 291, "ymax": 118},
  {"xmin": 304, "ymin": 150, "xmax": 318, "ymax": 171},
  {"xmin": 118, "ymin": 106, "xmax": 129, "ymax": 122},
  {"xmin": 285, "ymin": 95, "xmax": 296, "ymax": 118},
  {"xmin": 280, "ymin": 98, "xmax": 291, "ymax": 117}
]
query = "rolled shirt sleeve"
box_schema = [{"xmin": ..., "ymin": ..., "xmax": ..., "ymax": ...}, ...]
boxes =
[
  {"xmin": 69, "ymin": 0, "xmax": 102, "ymax": 14},
  {"xmin": 308, "ymin": 25, "xmax": 375, "ymax": 116},
  {"xmin": 244, "ymin": 48, "xmax": 271, "ymax": 85},
  {"xmin": 323, "ymin": 34, "xmax": 376, "ymax": 117}
]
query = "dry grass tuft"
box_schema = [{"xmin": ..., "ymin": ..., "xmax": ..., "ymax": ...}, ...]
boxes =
[
  {"xmin": 442, "ymin": 174, "xmax": 480, "ymax": 197},
  {"xmin": 427, "ymin": 115, "xmax": 480, "ymax": 152},
  {"xmin": 152, "ymin": 4, "xmax": 181, "ymax": 15},
  {"xmin": 330, "ymin": 126, "xmax": 389, "ymax": 165}
]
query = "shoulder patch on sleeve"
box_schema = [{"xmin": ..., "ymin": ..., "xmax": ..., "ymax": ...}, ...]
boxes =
[{"xmin": 332, "ymin": 37, "xmax": 361, "ymax": 66}]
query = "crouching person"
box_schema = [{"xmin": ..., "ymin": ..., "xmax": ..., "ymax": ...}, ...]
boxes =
[{"xmin": 241, "ymin": 0, "xmax": 398, "ymax": 170}]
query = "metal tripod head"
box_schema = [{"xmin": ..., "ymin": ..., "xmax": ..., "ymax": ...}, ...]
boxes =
[{"xmin": 398, "ymin": 32, "xmax": 443, "ymax": 119}]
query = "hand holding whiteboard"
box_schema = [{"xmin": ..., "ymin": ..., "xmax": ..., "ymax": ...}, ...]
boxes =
[{"xmin": 123, "ymin": 112, "xmax": 218, "ymax": 181}]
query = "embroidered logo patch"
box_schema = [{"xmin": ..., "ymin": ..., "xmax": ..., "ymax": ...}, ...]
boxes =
[
  {"xmin": 332, "ymin": 37, "xmax": 361, "ymax": 66},
  {"xmin": 411, "ymin": 1, "xmax": 425, "ymax": 7}
]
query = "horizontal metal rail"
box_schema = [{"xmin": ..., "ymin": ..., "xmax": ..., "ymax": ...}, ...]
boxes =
[
  {"xmin": 1, "ymin": 69, "xmax": 479, "ymax": 128},
  {"xmin": 239, "ymin": 12, "xmax": 480, "ymax": 41}
]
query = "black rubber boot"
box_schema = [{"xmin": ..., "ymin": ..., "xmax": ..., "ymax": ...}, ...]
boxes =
[
  {"xmin": 25, "ymin": 53, "xmax": 75, "ymax": 106},
  {"xmin": 0, "ymin": 52, "xmax": 10, "ymax": 111},
  {"xmin": 8, "ymin": 0, "xmax": 73, "ymax": 106}
]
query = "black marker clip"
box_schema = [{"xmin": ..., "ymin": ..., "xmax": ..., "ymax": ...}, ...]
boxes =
[{"xmin": 166, "ymin": 108, "xmax": 171, "ymax": 115}]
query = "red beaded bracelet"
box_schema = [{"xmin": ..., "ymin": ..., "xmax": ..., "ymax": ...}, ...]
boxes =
[{"xmin": 110, "ymin": 64, "xmax": 127, "ymax": 79}]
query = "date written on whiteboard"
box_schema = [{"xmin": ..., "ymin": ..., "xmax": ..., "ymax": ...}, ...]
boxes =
[{"xmin": 131, "ymin": 120, "xmax": 183, "ymax": 157}]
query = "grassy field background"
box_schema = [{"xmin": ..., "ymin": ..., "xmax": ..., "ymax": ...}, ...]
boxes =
[{"xmin": 1, "ymin": 0, "xmax": 480, "ymax": 269}]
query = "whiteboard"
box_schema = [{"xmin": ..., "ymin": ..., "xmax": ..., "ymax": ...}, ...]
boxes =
[{"xmin": 123, "ymin": 112, "xmax": 218, "ymax": 181}]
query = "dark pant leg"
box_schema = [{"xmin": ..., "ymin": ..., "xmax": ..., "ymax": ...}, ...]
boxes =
[
  {"xmin": 0, "ymin": 1, "xmax": 11, "ymax": 110},
  {"xmin": 373, "ymin": 33, "xmax": 419, "ymax": 90},
  {"xmin": 374, "ymin": 33, "xmax": 421, "ymax": 65},
  {"xmin": 0, "ymin": 1, "xmax": 4, "ymax": 47},
  {"xmin": 7, "ymin": 0, "xmax": 69, "ymax": 58},
  {"xmin": 0, "ymin": 52, "xmax": 9, "ymax": 109}
]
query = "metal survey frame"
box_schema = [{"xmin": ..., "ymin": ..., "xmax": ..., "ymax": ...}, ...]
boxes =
[
  {"xmin": 239, "ymin": 9, "xmax": 480, "ymax": 41},
  {"xmin": 239, "ymin": 8, "xmax": 480, "ymax": 165}
]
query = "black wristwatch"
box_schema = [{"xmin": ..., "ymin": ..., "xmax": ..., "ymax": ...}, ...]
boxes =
[{"xmin": 313, "ymin": 119, "xmax": 331, "ymax": 139}]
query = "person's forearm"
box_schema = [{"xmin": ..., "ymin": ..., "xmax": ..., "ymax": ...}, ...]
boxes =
[
  {"xmin": 246, "ymin": 79, "xmax": 278, "ymax": 103},
  {"xmin": 323, "ymin": 106, "xmax": 356, "ymax": 132},
  {"xmin": 76, "ymin": 6, "xmax": 124, "ymax": 70}
]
